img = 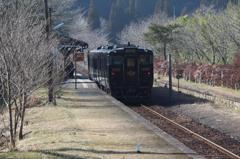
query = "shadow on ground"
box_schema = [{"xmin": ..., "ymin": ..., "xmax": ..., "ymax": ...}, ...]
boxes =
[
  {"xmin": 59, "ymin": 97, "xmax": 106, "ymax": 103},
  {"xmin": 123, "ymin": 86, "xmax": 209, "ymax": 107},
  {"xmin": 33, "ymin": 150, "xmax": 99, "ymax": 159},
  {"xmin": 148, "ymin": 86, "xmax": 209, "ymax": 107},
  {"xmin": 33, "ymin": 147, "xmax": 192, "ymax": 158}
]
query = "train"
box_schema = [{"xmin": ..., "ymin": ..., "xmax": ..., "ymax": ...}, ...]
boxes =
[{"xmin": 88, "ymin": 43, "xmax": 153, "ymax": 101}]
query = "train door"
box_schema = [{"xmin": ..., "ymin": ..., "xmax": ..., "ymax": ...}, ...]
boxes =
[
  {"xmin": 139, "ymin": 54, "xmax": 153, "ymax": 86},
  {"xmin": 97, "ymin": 54, "xmax": 101, "ymax": 84},
  {"xmin": 125, "ymin": 57, "xmax": 138, "ymax": 85},
  {"xmin": 93, "ymin": 54, "xmax": 97, "ymax": 81},
  {"xmin": 110, "ymin": 55, "xmax": 123, "ymax": 84}
]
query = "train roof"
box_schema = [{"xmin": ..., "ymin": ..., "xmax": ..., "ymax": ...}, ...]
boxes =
[{"xmin": 90, "ymin": 44, "xmax": 153, "ymax": 54}]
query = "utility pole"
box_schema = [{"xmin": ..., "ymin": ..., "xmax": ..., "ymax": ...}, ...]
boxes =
[
  {"xmin": 15, "ymin": 0, "xmax": 18, "ymax": 10},
  {"xmin": 44, "ymin": 0, "xmax": 49, "ymax": 39},
  {"xmin": 43, "ymin": 0, "xmax": 54, "ymax": 103},
  {"xmin": 49, "ymin": 7, "xmax": 52, "ymax": 31}
]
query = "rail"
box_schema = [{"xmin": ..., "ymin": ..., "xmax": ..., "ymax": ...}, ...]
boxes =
[{"xmin": 142, "ymin": 105, "xmax": 240, "ymax": 159}]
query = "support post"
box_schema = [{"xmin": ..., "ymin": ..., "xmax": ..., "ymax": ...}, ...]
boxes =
[
  {"xmin": 74, "ymin": 51, "xmax": 77, "ymax": 89},
  {"xmin": 168, "ymin": 54, "xmax": 172, "ymax": 103},
  {"xmin": 49, "ymin": 8, "xmax": 52, "ymax": 31},
  {"xmin": 178, "ymin": 78, "xmax": 179, "ymax": 92},
  {"xmin": 44, "ymin": 0, "xmax": 54, "ymax": 103}
]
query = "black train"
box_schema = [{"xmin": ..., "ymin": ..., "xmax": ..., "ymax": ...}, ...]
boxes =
[{"xmin": 88, "ymin": 44, "xmax": 153, "ymax": 101}]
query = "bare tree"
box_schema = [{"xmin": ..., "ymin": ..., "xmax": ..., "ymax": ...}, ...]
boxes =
[
  {"xmin": 0, "ymin": 0, "xmax": 59, "ymax": 149},
  {"xmin": 118, "ymin": 20, "xmax": 151, "ymax": 48}
]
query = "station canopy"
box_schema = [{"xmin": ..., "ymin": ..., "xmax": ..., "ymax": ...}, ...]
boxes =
[{"xmin": 58, "ymin": 35, "xmax": 88, "ymax": 57}]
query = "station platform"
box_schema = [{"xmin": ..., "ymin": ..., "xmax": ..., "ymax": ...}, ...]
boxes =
[{"xmin": 18, "ymin": 77, "xmax": 203, "ymax": 159}]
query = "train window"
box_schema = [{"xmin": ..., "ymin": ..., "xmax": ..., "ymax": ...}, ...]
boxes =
[
  {"xmin": 112, "ymin": 56, "xmax": 123, "ymax": 65},
  {"xmin": 127, "ymin": 58, "xmax": 135, "ymax": 67},
  {"xmin": 139, "ymin": 55, "xmax": 150, "ymax": 65}
]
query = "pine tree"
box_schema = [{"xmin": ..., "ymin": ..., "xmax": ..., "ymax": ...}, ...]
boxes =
[
  {"xmin": 200, "ymin": 0, "xmax": 208, "ymax": 6},
  {"xmin": 144, "ymin": 23, "xmax": 180, "ymax": 60},
  {"xmin": 154, "ymin": 0, "xmax": 171, "ymax": 16},
  {"xmin": 162, "ymin": 0, "xmax": 171, "ymax": 16},
  {"xmin": 87, "ymin": 0, "xmax": 100, "ymax": 30}
]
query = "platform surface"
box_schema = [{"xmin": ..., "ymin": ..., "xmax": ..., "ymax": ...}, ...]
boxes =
[{"xmin": 18, "ymin": 78, "xmax": 202, "ymax": 159}]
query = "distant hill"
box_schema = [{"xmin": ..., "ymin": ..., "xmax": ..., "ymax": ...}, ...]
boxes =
[{"xmin": 73, "ymin": 0, "xmax": 234, "ymax": 38}]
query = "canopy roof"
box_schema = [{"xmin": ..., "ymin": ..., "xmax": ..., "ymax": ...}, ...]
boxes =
[
  {"xmin": 59, "ymin": 35, "xmax": 88, "ymax": 49},
  {"xmin": 57, "ymin": 35, "xmax": 88, "ymax": 57}
]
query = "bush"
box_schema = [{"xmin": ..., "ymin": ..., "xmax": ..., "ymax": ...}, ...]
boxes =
[{"xmin": 155, "ymin": 58, "xmax": 240, "ymax": 89}]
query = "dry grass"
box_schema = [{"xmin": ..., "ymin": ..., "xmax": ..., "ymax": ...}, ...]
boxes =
[
  {"xmin": 156, "ymin": 76, "xmax": 240, "ymax": 98},
  {"xmin": 0, "ymin": 86, "xmax": 188, "ymax": 159},
  {"xmin": 0, "ymin": 152, "xmax": 43, "ymax": 159}
]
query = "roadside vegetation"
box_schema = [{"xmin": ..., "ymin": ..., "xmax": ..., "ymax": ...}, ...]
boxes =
[
  {"xmin": 119, "ymin": 4, "xmax": 240, "ymax": 65},
  {"xmin": 0, "ymin": 0, "xmax": 57, "ymax": 150},
  {"xmin": 118, "ymin": 3, "xmax": 240, "ymax": 90}
]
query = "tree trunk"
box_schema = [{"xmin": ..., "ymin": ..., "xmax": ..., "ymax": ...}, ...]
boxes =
[
  {"xmin": 48, "ymin": 55, "xmax": 54, "ymax": 103},
  {"xmin": 222, "ymin": 56, "xmax": 227, "ymax": 65},
  {"xmin": 212, "ymin": 52, "xmax": 216, "ymax": 65},
  {"xmin": 163, "ymin": 42, "xmax": 167, "ymax": 60},
  {"xmin": 7, "ymin": 73, "xmax": 15, "ymax": 149},
  {"xmin": 8, "ymin": 103, "xmax": 15, "ymax": 149},
  {"xmin": 19, "ymin": 93, "xmax": 27, "ymax": 140},
  {"xmin": 14, "ymin": 99, "xmax": 20, "ymax": 137}
]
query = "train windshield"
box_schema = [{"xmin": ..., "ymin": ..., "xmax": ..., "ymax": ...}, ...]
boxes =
[
  {"xmin": 127, "ymin": 58, "xmax": 136, "ymax": 67},
  {"xmin": 139, "ymin": 55, "xmax": 151, "ymax": 65},
  {"xmin": 112, "ymin": 56, "xmax": 123, "ymax": 65}
]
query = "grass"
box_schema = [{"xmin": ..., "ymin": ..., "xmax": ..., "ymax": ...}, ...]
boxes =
[
  {"xmin": 0, "ymin": 88, "xmax": 103, "ymax": 159},
  {"xmin": 32, "ymin": 88, "xmax": 48, "ymax": 99},
  {"xmin": 0, "ymin": 150, "xmax": 88, "ymax": 159},
  {"xmin": 0, "ymin": 152, "xmax": 42, "ymax": 159}
]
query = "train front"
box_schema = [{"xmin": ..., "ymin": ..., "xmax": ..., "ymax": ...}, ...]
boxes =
[{"xmin": 109, "ymin": 46, "xmax": 153, "ymax": 102}]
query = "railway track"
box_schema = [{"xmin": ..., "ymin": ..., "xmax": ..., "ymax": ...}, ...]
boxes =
[{"xmin": 132, "ymin": 105, "xmax": 240, "ymax": 159}]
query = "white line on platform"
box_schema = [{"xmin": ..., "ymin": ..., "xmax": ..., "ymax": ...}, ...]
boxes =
[
  {"xmin": 82, "ymin": 83, "xmax": 88, "ymax": 88},
  {"xmin": 66, "ymin": 79, "xmax": 93, "ymax": 83}
]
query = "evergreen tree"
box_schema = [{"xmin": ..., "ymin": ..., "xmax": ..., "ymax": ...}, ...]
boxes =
[
  {"xmin": 154, "ymin": 0, "xmax": 163, "ymax": 15},
  {"xmin": 87, "ymin": 0, "xmax": 100, "ymax": 30},
  {"xmin": 154, "ymin": 0, "xmax": 171, "ymax": 16},
  {"xmin": 144, "ymin": 23, "xmax": 180, "ymax": 60},
  {"xmin": 200, "ymin": 0, "xmax": 208, "ymax": 6}
]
